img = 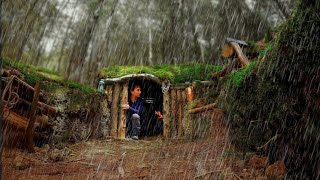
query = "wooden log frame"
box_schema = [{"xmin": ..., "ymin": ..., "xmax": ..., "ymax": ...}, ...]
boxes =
[
  {"xmin": 170, "ymin": 89, "xmax": 177, "ymax": 137},
  {"xmin": 118, "ymin": 83, "xmax": 128, "ymax": 139},
  {"xmin": 177, "ymin": 90, "xmax": 183, "ymax": 137},
  {"xmin": 163, "ymin": 90, "xmax": 170, "ymax": 139},
  {"xmin": 26, "ymin": 82, "xmax": 40, "ymax": 152},
  {"xmin": 103, "ymin": 74, "xmax": 222, "ymax": 139},
  {"xmin": 110, "ymin": 83, "xmax": 121, "ymax": 137}
]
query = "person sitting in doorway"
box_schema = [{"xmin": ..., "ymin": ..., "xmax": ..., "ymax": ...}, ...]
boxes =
[
  {"xmin": 122, "ymin": 84, "xmax": 164, "ymax": 140},
  {"xmin": 122, "ymin": 84, "xmax": 144, "ymax": 140}
]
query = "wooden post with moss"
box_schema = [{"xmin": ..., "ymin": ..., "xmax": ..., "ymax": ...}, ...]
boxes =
[
  {"xmin": 111, "ymin": 83, "xmax": 121, "ymax": 137},
  {"xmin": 118, "ymin": 83, "xmax": 128, "ymax": 139},
  {"xmin": 163, "ymin": 90, "xmax": 170, "ymax": 139}
]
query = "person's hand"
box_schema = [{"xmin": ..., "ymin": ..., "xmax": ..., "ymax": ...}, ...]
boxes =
[
  {"xmin": 122, "ymin": 103, "xmax": 130, "ymax": 110},
  {"xmin": 155, "ymin": 111, "xmax": 163, "ymax": 120}
]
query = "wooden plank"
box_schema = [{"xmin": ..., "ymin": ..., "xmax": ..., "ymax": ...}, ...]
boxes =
[
  {"xmin": 26, "ymin": 82, "xmax": 40, "ymax": 152},
  {"xmin": 3, "ymin": 110, "xmax": 28, "ymax": 129},
  {"xmin": 170, "ymin": 89, "xmax": 177, "ymax": 137},
  {"xmin": 177, "ymin": 90, "xmax": 183, "ymax": 137},
  {"xmin": 17, "ymin": 98, "xmax": 56, "ymax": 117},
  {"xmin": 110, "ymin": 83, "xmax": 121, "ymax": 137},
  {"xmin": 118, "ymin": 83, "xmax": 128, "ymax": 139},
  {"xmin": 163, "ymin": 90, "xmax": 170, "ymax": 139}
]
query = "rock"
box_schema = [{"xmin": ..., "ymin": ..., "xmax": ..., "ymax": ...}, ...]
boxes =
[
  {"xmin": 14, "ymin": 156, "xmax": 30, "ymax": 170},
  {"xmin": 248, "ymin": 155, "xmax": 268, "ymax": 169},
  {"xmin": 266, "ymin": 160, "xmax": 286, "ymax": 180},
  {"xmin": 49, "ymin": 148, "xmax": 64, "ymax": 162}
]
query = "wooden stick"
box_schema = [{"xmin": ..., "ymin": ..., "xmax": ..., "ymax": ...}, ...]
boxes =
[
  {"xmin": 189, "ymin": 103, "xmax": 217, "ymax": 114},
  {"xmin": 26, "ymin": 82, "xmax": 40, "ymax": 153},
  {"xmin": 257, "ymin": 134, "xmax": 279, "ymax": 151}
]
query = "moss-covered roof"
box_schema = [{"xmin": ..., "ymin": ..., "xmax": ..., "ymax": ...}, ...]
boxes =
[
  {"xmin": 100, "ymin": 64, "xmax": 223, "ymax": 84},
  {"xmin": 3, "ymin": 58, "xmax": 96, "ymax": 94}
]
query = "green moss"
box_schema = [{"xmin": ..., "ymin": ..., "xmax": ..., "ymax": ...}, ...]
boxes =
[
  {"xmin": 226, "ymin": 61, "xmax": 257, "ymax": 87},
  {"xmin": 258, "ymin": 42, "xmax": 273, "ymax": 59},
  {"xmin": 101, "ymin": 63, "xmax": 222, "ymax": 83},
  {"xmin": 3, "ymin": 57, "xmax": 96, "ymax": 94},
  {"xmin": 64, "ymin": 81, "xmax": 96, "ymax": 94}
]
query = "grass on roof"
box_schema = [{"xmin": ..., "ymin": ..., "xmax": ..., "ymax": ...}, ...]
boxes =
[
  {"xmin": 3, "ymin": 58, "xmax": 96, "ymax": 94},
  {"xmin": 101, "ymin": 64, "xmax": 223, "ymax": 83}
]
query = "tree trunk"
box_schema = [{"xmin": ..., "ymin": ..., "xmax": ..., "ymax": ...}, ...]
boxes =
[
  {"xmin": 85, "ymin": 0, "xmax": 119, "ymax": 86},
  {"xmin": 66, "ymin": 0, "xmax": 104, "ymax": 82}
]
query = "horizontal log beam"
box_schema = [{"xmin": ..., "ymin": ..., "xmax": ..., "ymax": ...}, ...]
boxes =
[{"xmin": 189, "ymin": 103, "xmax": 217, "ymax": 114}]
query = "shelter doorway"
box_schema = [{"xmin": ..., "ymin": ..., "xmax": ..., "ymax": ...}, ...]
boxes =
[{"xmin": 127, "ymin": 78, "xmax": 163, "ymax": 137}]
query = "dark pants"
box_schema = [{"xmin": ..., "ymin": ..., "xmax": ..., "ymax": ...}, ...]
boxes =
[{"xmin": 126, "ymin": 113, "xmax": 141, "ymax": 137}]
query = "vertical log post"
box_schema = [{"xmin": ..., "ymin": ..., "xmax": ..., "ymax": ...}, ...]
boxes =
[
  {"xmin": 111, "ymin": 83, "xmax": 121, "ymax": 137},
  {"xmin": 106, "ymin": 85, "xmax": 113, "ymax": 102},
  {"xmin": 170, "ymin": 89, "xmax": 177, "ymax": 137},
  {"xmin": 26, "ymin": 82, "xmax": 40, "ymax": 152},
  {"xmin": 181, "ymin": 89, "xmax": 186, "ymax": 135},
  {"xmin": 163, "ymin": 90, "xmax": 170, "ymax": 139},
  {"xmin": 186, "ymin": 87, "xmax": 193, "ymax": 102},
  {"xmin": 177, "ymin": 90, "xmax": 183, "ymax": 137},
  {"xmin": 118, "ymin": 83, "xmax": 128, "ymax": 139}
]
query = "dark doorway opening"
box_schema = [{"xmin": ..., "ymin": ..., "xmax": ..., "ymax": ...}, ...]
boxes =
[{"xmin": 127, "ymin": 78, "xmax": 163, "ymax": 137}]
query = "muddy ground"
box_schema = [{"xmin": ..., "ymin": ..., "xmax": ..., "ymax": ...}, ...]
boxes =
[{"xmin": 3, "ymin": 113, "xmax": 278, "ymax": 179}]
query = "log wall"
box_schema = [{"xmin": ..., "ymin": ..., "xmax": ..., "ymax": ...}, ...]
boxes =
[{"xmin": 105, "ymin": 80, "xmax": 215, "ymax": 139}]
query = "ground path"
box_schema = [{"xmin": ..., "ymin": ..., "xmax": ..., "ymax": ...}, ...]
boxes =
[{"xmin": 3, "ymin": 112, "xmax": 242, "ymax": 179}]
